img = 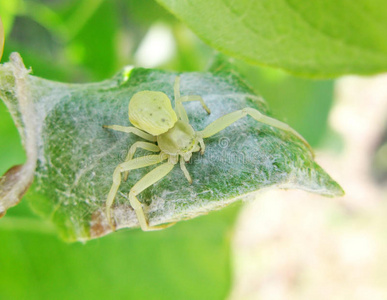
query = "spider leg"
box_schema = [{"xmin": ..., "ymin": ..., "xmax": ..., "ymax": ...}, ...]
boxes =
[
  {"xmin": 173, "ymin": 76, "xmax": 211, "ymax": 122},
  {"xmin": 174, "ymin": 75, "xmax": 181, "ymax": 100},
  {"xmin": 123, "ymin": 142, "xmax": 160, "ymax": 181},
  {"xmin": 129, "ymin": 162, "xmax": 176, "ymax": 231},
  {"xmin": 102, "ymin": 125, "xmax": 156, "ymax": 142},
  {"xmin": 106, "ymin": 154, "xmax": 167, "ymax": 228},
  {"xmin": 198, "ymin": 107, "xmax": 314, "ymax": 156},
  {"xmin": 180, "ymin": 156, "xmax": 192, "ymax": 183},
  {"xmin": 198, "ymin": 138, "xmax": 205, "ymax": 155},
  {"xmin": 179, "ymin": 95, "xmax": 211, "ymax": 114}
]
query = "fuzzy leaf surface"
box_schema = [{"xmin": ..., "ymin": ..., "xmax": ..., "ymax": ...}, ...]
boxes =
[{"xmin": 0, "ymin": 54, "xmax": 343, "ymax": 241}]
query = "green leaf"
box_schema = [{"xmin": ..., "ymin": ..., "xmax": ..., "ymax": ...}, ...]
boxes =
[
  {"xmin": 0, "ymin": 201, "xmax": 237, "ymax": 300},
  {"xmin": 0, "ymin": 17, "xmax": 3, "ymax": 62},
  {"xmin": 67, "ymin": 0, "xmax": 118, "ymax": 80},
  {"xmin": 0, "ymin": 53, "xmax": 343, "ymax": 241},
  {"xmin": 237, "ymin": 62, "xmax": 335, "ymax": 146},
  {"xmin": 157, "ymin": 0, "xmax": 387, "ymax": 78}
]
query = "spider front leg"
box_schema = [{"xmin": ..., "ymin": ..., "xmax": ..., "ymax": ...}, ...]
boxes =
[
  {"xmin": 198, "ymin": 107, "xmax": 314, "ymax": 156},
  {"xmin": 198, "ymin": 138, "xmax": 205, "ymax": 155},
  {"xmin": 174, "ymin": 76, "xmax": 211, "ymax": 122},
  {"xmin": 179, "ymin": 95, "xmax": 211, "ymax": 114},
  {"xmin": 129, "ymin": 162, "xmax": 176, "ymax": 231},
  {"xmin": 122, "ymin": 142, "xmax": 160, "ymax": 181},
  {"xmin": 106, "ymin": 154, "xmax": 166, "ymax": 228},
  {"xmin": 180, "ymin": 156, "xmax": 192, "ymax": 183}
]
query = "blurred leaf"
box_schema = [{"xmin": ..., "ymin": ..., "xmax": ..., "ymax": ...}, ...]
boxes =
[
  {"xmin": 7, "ymin": 16, "xmax": 57, "ymax": 61},
  {"xmin": 63, "ymin": 0, "xmax": 105, "ymax": 41},
  {"xmin": 0, "ymin": 17, "xmax": 3, "ymax": 61},
  {"xmin": 0, "ymin": 101, "xmax": 26, "ymax": 176},
  {"xmin": 372, "ymin": 130, "xmax": 387, "ymax": 185},
  {"xmin": 0, "ymin": 200, "xmax": 237, "ymax": 300},
  {"xmin": 0, "ymin": 53, "xmax": 343, "ymax": 241},
  {"xmin": 0, "ymin": 0, "xmax": 21, "ymax": 37},
  {"xmin": 126, "ymin": 0, "xmax": 176, "ymax": 26},
  {"xmin": 67, "ymin": 0, "xmax": 118, "ymax": 80},
  {"xmin": 237, "ymin": 62, "xmax": 334, "ymax": 146},
  {"xmin": 157, "ymin": 0, "xmax": 387, "ymax": 78}
]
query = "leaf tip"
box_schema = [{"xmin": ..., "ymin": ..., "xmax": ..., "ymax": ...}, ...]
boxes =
[
  {"xmin": 319, "ymin": 177, "xmax": 345, "ymax": 198},
  {"xmin": 333, "ymin": 183, "xmax": 345, "ymax": 197}
]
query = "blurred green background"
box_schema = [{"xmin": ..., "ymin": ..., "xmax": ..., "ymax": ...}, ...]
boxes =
[{"xmin": 0, "ymin": 0, "xmax": 334, "ymax": 299}]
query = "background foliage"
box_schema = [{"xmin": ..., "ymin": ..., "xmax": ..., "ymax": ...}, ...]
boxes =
[
  {"xmin": 0, "ymin": 0, "xmax": 345, "ymax": 299},
  {"xmin": 157, "ymin": 0, "xmax": 387, "ymax": 77}
]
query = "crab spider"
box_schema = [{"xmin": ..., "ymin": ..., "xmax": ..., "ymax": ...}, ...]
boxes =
[{"xmin": 103, "ymin": 76, "xmax": 312, "ymax": 231}]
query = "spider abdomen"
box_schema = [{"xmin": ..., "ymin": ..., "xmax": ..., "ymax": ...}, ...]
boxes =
[{"xmin": 128, "ymin": 91, "xmax": 177, "ymax": 136}]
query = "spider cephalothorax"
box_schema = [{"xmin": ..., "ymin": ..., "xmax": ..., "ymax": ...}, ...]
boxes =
[{"xmin": 103, "ymin": 76, "xmax": 311, "ymax": 231}]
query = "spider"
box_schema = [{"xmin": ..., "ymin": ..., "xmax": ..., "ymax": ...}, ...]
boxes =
[{"xmin": 103, "ymin": 76, "xmax": 312, "ymax": 231}]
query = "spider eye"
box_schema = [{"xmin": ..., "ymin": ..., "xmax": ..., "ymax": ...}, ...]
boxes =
[{"xmin": 129, "ymin": 91, "xmax": 177, "ymax": 135}]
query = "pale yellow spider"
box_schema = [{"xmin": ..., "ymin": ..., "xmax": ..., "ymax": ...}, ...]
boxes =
[{"xmin": 103, "ymin": 76, "xmax": 311, "ymax": 231}]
